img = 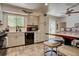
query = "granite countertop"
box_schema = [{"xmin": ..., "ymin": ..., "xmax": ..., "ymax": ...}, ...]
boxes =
[
  {"xmin": 6, "ymin": 31, "xmax": 38, "ymax": 33},
  {"xmin": 56, "ymin": 32, "xmax": 79, "ymax": 38},
  {"xmin": 46, "ymin": 32, "xmax": 79, "ymax": 38}
]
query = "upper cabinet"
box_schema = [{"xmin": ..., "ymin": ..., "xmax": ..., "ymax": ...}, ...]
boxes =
[
  {"xmin": 33, "ymin": 16, "xmax": 39, "ymax": 25},
  {"xmin": 27, "ymin": 16, "xmax": 39, "ymax": 25}
]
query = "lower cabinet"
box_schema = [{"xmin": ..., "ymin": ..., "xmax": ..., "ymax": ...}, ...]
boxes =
[
  {"xmin": 34, "ymin": 32, "xmax": 40, "ymax": 43},
  {"xmin": 16, "ymin": 32, "xmax": 25, "ymax": 46},
  {"xmin": 6, "ymin": 32, "xmax": 25, "ymax": 47},
  {"xmin": 34, "ymin": 32, "xmax": 47, "ymax": 43}
]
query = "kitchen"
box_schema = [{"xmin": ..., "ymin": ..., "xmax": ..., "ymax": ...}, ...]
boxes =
[
  {"xmin": 0, "ymin": 3, "xmax": 49, "ymax": 48},
  {"xmin": 0, "ymin": 3, "xmax": 79, "ymax": 56}
]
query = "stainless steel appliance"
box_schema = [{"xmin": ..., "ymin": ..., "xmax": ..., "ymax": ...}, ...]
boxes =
[{"xmin": 27, "ymin": 25, "xmax": 38, "ymax": 31}]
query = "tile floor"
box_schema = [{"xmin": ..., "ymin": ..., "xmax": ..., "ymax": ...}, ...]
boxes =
[{"xmin": 0, "ymin": 43, "xmax": 57, "ymax": 56}]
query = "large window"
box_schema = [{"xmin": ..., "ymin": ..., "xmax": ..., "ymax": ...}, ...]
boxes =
[
  {"xmin": 8, "ymin": 14, "xmax": 24, "ymax": 27},
  {"xmin": 16, "ymin": 16, "xmax": 24, "ymax": 27},
  {"xmin": 8, "ymin": 14, "xmax": 16, "ymax": 27},
  {"xmin": 7, "ymin": 14, "xmax": 25, "ymax": 32}
]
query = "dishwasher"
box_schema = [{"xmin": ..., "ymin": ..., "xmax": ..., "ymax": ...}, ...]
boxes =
[{"xmin": 25, "ymin": 32, "xmax": 34, "ymax": 45}]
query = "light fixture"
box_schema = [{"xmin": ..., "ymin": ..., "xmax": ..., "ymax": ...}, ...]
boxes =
[{"xmin": 45, "ymin": 3, "xmax": 48, "ymax": 5}]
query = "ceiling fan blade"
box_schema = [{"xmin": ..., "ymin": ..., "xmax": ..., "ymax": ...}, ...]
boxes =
[
  {"xmin": 67, "ymin": 3, "xmax": 79, "ymax": 10},
  {"xmin": 70, "ymin": 11, "xmax": 79, "ymax": 13},
  {"xmin": 22, "ymin": 10, "xmax": 33, "ymax": 14},
  {"xmin": 22, "ymin": 10, "xmax": 28, "ymax": 13}
]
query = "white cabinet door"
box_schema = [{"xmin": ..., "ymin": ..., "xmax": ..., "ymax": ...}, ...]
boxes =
[
  {"xmin": 16, "ymin": 32, "xmax": 25, "ymax": 45},
  {"xmin": 27, "ymin": 16, "xmax": 33, "ymax": 25},
  {"xmin": 7, "ymin": 33, "xmax": 17, "ymax": 47},
  {"xmin": 34, "ymin": 32, "xmax": 41, "ymax": 43},
  {"xmin": 33, "ymin": 16, "xmax": 38, "ymax": 25},
  {"xmin": 7, "ymin": 32, "xmax": 25, "ymax": 47},
  {"xmin": 34, "ymin": 32, "xmax": 38, "ymax": 43},
  {"xmin": 27, "ymin": 16, "xmax": 38, "ymax": 25}
]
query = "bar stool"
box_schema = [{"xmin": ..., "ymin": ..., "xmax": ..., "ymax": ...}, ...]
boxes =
[{"xmin": 44, "ymin": 41, "xmax": 61, "ymax": 56}]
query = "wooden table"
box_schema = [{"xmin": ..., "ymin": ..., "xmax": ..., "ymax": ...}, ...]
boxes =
[
  {"xmin": 58, "ymin": 45, "xmax": 79, "ymax": 56},
  {"xmin": 46, "ymin": 32, "xmax": 79, "ymax": 45}
]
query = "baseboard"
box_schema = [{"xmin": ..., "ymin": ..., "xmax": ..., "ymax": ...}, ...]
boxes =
[
  {"xmin": 34, "ymin": 41, "xmax": 44, "ymax": 44},
  {"xmin": 0, "ymin": 41, "xmax": 45, "ymax": 49}
]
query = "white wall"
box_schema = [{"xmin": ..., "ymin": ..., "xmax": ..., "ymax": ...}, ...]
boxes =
[
  {"xmin": 48, "ymin": 3, "xmax": 68, "ymax": 17},
  {"xmin": 65, "ymin": 14, "xmax": 79, "ymax": 28},
  {"xmin": 59, "ymin": 14, "xmax": 79, "ymax": 28},
  {"xmin": 48, "ymin": 3, "xmax": 79, "ymax": 28}
]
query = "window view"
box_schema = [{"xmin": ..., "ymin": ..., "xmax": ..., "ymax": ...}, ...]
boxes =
[
  {"xmin": 7, "ymin": 14, "xmax": 25, "ymax": 32},
  {"xmin": 16, "ymin": 16, "xmax": 24, "ymax": 27},
  {"xmin": 8, "ymin": 14, "xmax": 24, "ymax": 27},
  {"xmin": 8, "ymin": 15, "xmax": 16, "ymax": 27}
]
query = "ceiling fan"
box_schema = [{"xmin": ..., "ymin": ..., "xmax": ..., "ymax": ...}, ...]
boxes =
[
  {"xmin": 22, "ymin": 9, "xmax": 33, "ymax": 14},
  {"xmin": 65, "ymin": 3, "xmax": 79, "ymax": 16}
]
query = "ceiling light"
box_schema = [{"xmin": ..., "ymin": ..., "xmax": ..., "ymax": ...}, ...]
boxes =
[{"xmin": 45, "ymin": 3, "xmax": 48, "ymax": 6}]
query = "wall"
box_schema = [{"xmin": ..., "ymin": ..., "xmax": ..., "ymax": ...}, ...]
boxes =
[
  {"xmin": 48, "ymin": 3, "xmax": 79, "ymax": 28},
  {"xmin": 59, "ymin": 14, "xmax": 79, "ymax": 28},
  {"xmin": 65, "ymin": 14, "xmax": 79, "ymax": 28}
]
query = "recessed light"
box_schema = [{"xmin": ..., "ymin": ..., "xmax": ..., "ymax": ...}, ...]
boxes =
[{"xmin": 45, "ymin": 3, "xmax": 48, "ymax": 6}]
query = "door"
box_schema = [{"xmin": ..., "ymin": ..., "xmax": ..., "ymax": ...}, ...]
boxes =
[
  {"xmin": 16, "ymin": 32, "xmax": 25, "ymax": 46},
  {"xmin": 7, "ymin": 33, "xmax": 17, "ymax": 47}
]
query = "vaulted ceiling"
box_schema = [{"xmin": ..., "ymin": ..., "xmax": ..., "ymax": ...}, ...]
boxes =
[
  {"xmin": 8, "ymin": 3, "xmax": 43, "ymax": 9},
  {"xmin": 7, "ymin": 3, "xmax": 48, "ymax": 14},
  {"xmin": 48, "ymin": 3, "xmax": 79, "ymax": 17},
  {"xmin": 7, "ymin": 3, "xmax": 79, "ymax": 17}
]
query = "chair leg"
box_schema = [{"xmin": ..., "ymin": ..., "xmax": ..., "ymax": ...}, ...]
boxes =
[
  {"xmin": 44, "ymin": 44, "xmax": 46, "ymax": 56},
  {"xmin": 51, "ymin": 48, "xmax": 53, "ymax": 56},
  {"xmin": 56, "ymin": 47, "xmax": 58, "ymax": 55}
]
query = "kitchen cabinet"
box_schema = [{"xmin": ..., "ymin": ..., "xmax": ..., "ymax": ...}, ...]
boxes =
[
  {"xmin": 33, "ymin": 16, "xmax": 39, "ymax": 25},
  {"xmin": 16, "ymin": 32, "xmax": 25, "ymax": 46},
  {"xmin": 39, "ymin": 16, "xmax": 48, "ymax": 41},
  {"xmin": 34, "ymin": 15, "xmax": 49, "ymax": 43},
  {"xmin": 6, "ymin": 32, "xmax": 25, "ymax": 47},
  {"xmin": 34, "ymin": 32, "xmax": 47, "ymax": 43},
  {"xmin": 34, "ymin": 32, "xmax": 41, "ymax": 43},
  {"xmin": 6, "ymin": 33, "xmax": 17, "ymax": 47},
  {"xmin": 27, "ymin": 16, "xmax": 38, "ymax": 25}
]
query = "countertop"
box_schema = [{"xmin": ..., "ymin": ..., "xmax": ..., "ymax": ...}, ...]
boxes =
[
  {"xmin": 6, "ymin": 31, "xmax": 38, "ymax": 34},
  {"xmin": 46, "ymin": 32, "xmax": 79, "ymax": 38}
]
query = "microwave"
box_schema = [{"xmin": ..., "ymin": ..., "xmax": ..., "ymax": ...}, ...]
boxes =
[{"xmin": 27, "ymin": 25, "xmax": 38, "ymax": 31}]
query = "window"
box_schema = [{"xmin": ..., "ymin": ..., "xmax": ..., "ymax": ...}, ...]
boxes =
[
  {"xmin": 7, "ymin": 14, "xmax": 25, "ymax": 32},
  {"xmin": 8, "ymin": 14, "xmax": 16, "ymax": 27},
  {"xmin": 16, "ymin": 16, "xmax": 24, "ymax": 27},
  {"xmin": 8, "ymin": 14, "xmax": 24, "ymax": 27}
]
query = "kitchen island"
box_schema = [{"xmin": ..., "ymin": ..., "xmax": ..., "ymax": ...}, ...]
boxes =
[{"xmin": 46, "ymin": 32, "xmax": 79, "ymax": 45}]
